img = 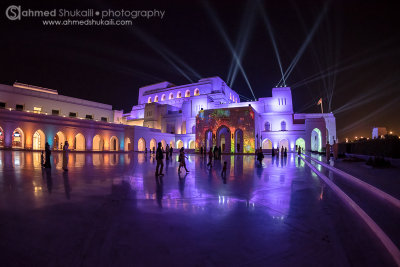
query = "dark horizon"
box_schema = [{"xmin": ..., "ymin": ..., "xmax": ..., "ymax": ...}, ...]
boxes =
[{"xmin": 0, "ymin": 0, "xmax": 399, "ymax": 140}]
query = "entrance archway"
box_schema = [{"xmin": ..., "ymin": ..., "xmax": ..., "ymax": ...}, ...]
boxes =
[
  {"xmin": 12, "ymin": 128, "xmax": 24, "ymax": 148},
  {"xmin": 93, "ymin": 135, "xmax": 104, "ymax": 151},
  {"xmin": 161, "ymin": 140, "xmax": 166, "ymax": 150},
  {"xmin": 279, "ymin": 139, "xmax": 289, "ymax": 150},
  {"xmin": 33, "ymin": 129, "xmax": 46, "ymax": 150},
  {"xmin": 235, "ymin": 129, "xmax": 243, "ymax": 153},
  {"xmin": 176, "ymin": 140, "xmax": 183, "ymax": 149},
  {"xmin": 217, "ymin": 126, "xmax": 231, "ymax": 153},
  {"xmin": 54, "ymin": 131, "xmax": 66, "ymax": 150},
  {"xmin": 74, "ymin": 133, "xmax": 85, "ymax": 151},
  {"xmin": 311, "ymin": 128, "xmax": 322, "ymax": 152},
  {"xmin": 125, "ymin": 137, "xmax": 132, "ymax": 151},
  {"xmin": 295, "ymin": 138, "xmax": 305, "ymax": 151},
  {"xmin": 138, "ymin": 138, "xmax": 146, "ymax": 151},
  {"xmin": 0, "ymin": 127, "xmax": 4, "ymax": 147},
  {"xmin": 150, "ymin": 138, "xmax": 157, "ymax": 152},
  {"xmin": 262, "ymin": 139, "xmax": 272, "ymax": 149},
  {"xmin": 189, "ymin": 140, "xmax": 195, "ymax": 149},
  {"xmin": 110, "ymin": 136, "xmax": 119, "ymax": 151}
]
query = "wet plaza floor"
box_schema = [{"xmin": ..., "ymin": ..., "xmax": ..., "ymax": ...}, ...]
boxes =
[{"xmin": 0, "ymin": 151, "xmax": 396, "ymax": 266}]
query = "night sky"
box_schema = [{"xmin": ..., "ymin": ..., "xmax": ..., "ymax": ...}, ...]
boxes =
[{"xmin": 0, "ymin": 0, "xmax": 399, "ymax": 140}]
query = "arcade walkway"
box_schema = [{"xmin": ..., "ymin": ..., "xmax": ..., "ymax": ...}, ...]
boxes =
[{"xmin": 0, "ymin": 151, "xmax": 396, "ymax": 266}]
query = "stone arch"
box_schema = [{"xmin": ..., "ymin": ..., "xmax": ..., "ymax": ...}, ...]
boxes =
[
  {"xmin": 161, "ymin": 94, "xmax": 166, "ymax": 101},
  {"xmin": 33, "ymin": 129, "xmax": 46, "ymax": 150},
  {"xmin": 150, "ymin": 138, "xmax": 157, "ymax": 152},
  {"xmin": 264, "ymin": 121, "xmax": 271, "ymax": 131},
  {"xmin": 185, "ymin": 90, "xmax": 190, "ymax": 97},
  {"xmin": 0, "ymin": 126, "xmax": 4, "ymax": 147},
  {"xmin": 279, "ymin": 139, "xmax": 289, "ymax": 150},
  {"xmin": 170, "ymin": 140, "xmax": 175, "ymax": 148},
  {"xmin": 189, "ymin": 140, "xmax": 195, "ymax": 149},
  {"xmin": 148, "ymin": 97, "xmax": 152, "ymax": 103},
  {"xmin": 169, "ymin": 92, "xmax": 174, "ymax": 100},
  {"xmin": 296, "ymin": 137, "xmax": 305, "ymax": 151},
  {"xmin": 138, "ymin": 137, "xmax": 146, "ymax": 151},
  {"xmin": 54, "ymin": 131, "xmax": 66, "ymax": 150},
  {"xmin": 177, "ymin": 91, "xmax": 182, "ymax": 98},
  {"xmin": 281, "ymin": 121, "xmax": 287, "ymax": 131},
  {"xmin": 311, "ymin": 128, "xmax": 322, "ymax": 152},
  {"xmin": 93, "ymin": 135, "xmax": 104, "ymax": 151},
  {"xmin": 74, "ymin": 133, "xmax": 86, "ymax": 151},
  {"xmin": 154, "ymin": 95, "xmax": 159, "ymax": 102},
  {"xmin": 161, "ymin": 139, "xmax": 166, "ymax": 150},
  {"xmin": 110, "ymin": 136, "xmax": 119, "ymax": 151},
  {"xmin": 217, "ymin": 125, "xmax": 231, "ymax": 153},
  {"xmin": 235, "ymin": 128, "xmax": 244, "ymax": 153},
  {"xmin": 124, "ymin": 137, "xmax": 132, "ymax": 151},
  {"xmin": 262, "ymin": 138, "xmax": 272, "ymax": 149},
  {"xmin": 194, "ymin": 88, "xmax": 200, "ymax": 96},
  {"xmin": 176, "ymin": 140, "xmax": 183, "ymax": 149},
  {"xmin": 12, "ymin": 127, "xmax": 24, "ymax": 148}
]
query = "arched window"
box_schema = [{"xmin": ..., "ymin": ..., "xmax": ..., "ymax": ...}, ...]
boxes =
[
  {"xmin": 230, "ymin": 93, "xmax": 232, "ymax": 100},
  {"xmin": 194, "ymin": 88, "xmax": 200, "ymax": 96},
  {"xmin": 154, "ymin": 95, "xmax": 158, "ymax": 102},
  {"xmin": 281, "ymin": 121, "xmax": 286, "ymax": 131},
  {"xmin": 177, "ymin": 91, "xmax": 182, "ymax": 98},
  {"xmin": 147, "ymin": 97, "xmax": 152, "ymax": 103},
  {"xmin": 185, "ymin": 90, "xmax": 190, "ymax": 97},
  {"xmin": 169, "ymin": 93, "xmax": 174, "ymax": 100},
  {"xmin": 161, "ymin": 94, "xmax": 166, "ymax": 101},
  {"xmin": 264, "ymin": 121, "xmax": 271, "ymax": 131}
]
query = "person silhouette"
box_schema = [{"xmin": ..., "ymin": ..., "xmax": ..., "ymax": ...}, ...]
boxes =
[
  {"xmin": 62, "ymin": 141, "xmax": 69, "ymax": 172},
  {"xmin": 155, "ymin": 142, "xmax": 164, "ymax": 176},
  {"xmin": 44, "ymin": 142, "xmax": 52, "ymax": 168}
]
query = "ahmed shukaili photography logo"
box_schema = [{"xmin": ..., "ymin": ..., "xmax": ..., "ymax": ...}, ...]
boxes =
[{"xmin": 5, "ymin": 4, "xmax": 165, "ymax": 26}]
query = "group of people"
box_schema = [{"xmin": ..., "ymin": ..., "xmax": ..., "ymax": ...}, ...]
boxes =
[
  {"xmin": 155, "ymin": 142, "xmax": 189, "ymax": 177},
  {"xmin": 40, "ymin": 140, "xmax": 70, "ymax": 172},
  {"xmin": 326, "ymin": 140, "xmax": 339, "ymax": 162},
  {"xmin": 199, "ymin": 145, "xmax": 222, "ymax": 160}
]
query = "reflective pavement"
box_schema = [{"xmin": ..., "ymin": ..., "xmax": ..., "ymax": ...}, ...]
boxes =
[{"xmin": 0, "ymin": 151, "xmax": 396, "ymax": 266}]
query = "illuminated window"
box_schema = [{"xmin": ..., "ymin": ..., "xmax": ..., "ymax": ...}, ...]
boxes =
[
  {"xmin": 169, "ymin": 93, "xmax": 174, "ymax": 99},
  {"xmin": 265, "ymin": 121, "xmax": 271, "ymax": 131},
  {"xmin": 148, "ymin": 97, "xmax": 152, "ymax": 103},
  {"xmin": 154, "ymin": 95, "xmax": 158, "ymax": 102},
  {"xmin": 177, "ymin": 91, "xmax": 182, "ymax": 98},
  {"xmin": 281, "ymin": 121, "xmax": 286, "ymax": 131},
  {"xmin": 161, "ymin": 94, "xmax": 166, "ymax": 101},
  {"xmin": 194, "ymin": 88, "xmax": 200, "ymax": 96},
  {"xmin": 185, "ymin": 90, "xmax": 190, "ymax": 97},
  {"xmin": 33, "ymin": 107, "xmax": 41, "ymax": 114}
]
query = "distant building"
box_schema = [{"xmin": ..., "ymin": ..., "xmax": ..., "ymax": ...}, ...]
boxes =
[
  {"xmin": 0, "ymin": 76, "xmax": 337, "ymax": 153},
  {"xmin": 372, "ymin": 127, "xmax": 387, "ymax": 139}
]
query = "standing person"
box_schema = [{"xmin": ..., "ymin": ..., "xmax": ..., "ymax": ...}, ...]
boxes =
[
  {"xmin": 155, "ymin": 142, "xmax": 164, "ymax": 176},
  {"xmin": 62, "ymin": 141, "xmax": 69, "ymax": 172},
  {"xmin": 218, "ymin": 146, "xmax": 222, "ymax": 159},
  {"xmin": 165, "ymin": 144, "xmax": 170, "ymax": 160},
  {"xmin": 284, "ymin": 147, "xmax": 287, "ymax": 157},
  {"xmin": 200, "ymin": 146, "xmax": 203, "ymax": 156},
  {"xmin": 178, "ymin": 147, "xmax": 189, "ymax": 173},
  {"xmin": 333, "ymin": 140, "xmax": 338, "ymax": 160},
  {"xmin": 281, "ymin": 146, "xmax": 284, "ymax": 157},
  {"xmin": 145, "ymin": 147, "xmax": 148, "ymax": 155},
  {"xmin": 257, "ymin": 147, "xmax": 264, "ymax": 165},
  {"xmin": 170, "ymin": 146, "xmax": 173, "ymax": 158},
  {"xmin": 298, "ymin": 146, "xmax": 301, "ymax": 156},
  {"xmin": 326, "ymin": 141, "xmax": 331, "ymax": 162},
  {"xmin": 152, "ymin": 146, "xmax": 155, "ymax": 154},
  {"xmin": 207, "ymin": 147, "xmax": 213, "ymax": 167},
  {"xmin": 213, "ymin": 146, "xmax": 217, "ymax": 159},
  {"xmin": 44, "ymin": 142, "xmax": 52, "ymax": 168},
  {"xmin": 276, "ymin": 146, "xmax": 279, "ymax": 157}
]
